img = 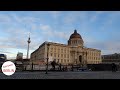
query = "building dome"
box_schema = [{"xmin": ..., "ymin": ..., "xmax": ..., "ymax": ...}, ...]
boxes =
[
  {"xmin": 69, "ymin": 30, "xmax": 82, "ymax": 39},
  {"xmin": 68, "ymin": 30, "xmax": 84, "ymax": 47}
]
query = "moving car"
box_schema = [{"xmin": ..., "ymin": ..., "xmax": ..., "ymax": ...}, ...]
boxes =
[{"xmin": 78, "ymin": 67, "xmax": 91, "ymax": 71}]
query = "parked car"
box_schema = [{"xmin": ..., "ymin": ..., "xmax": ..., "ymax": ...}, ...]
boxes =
[{"xmin": 78, "ymin": 67, "xmax": 91, "ymax": 71}]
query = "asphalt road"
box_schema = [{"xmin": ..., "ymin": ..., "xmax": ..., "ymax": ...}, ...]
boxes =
[{"xmin": 0, "ymin": 71, "xmax": 120, "ymax": 79}]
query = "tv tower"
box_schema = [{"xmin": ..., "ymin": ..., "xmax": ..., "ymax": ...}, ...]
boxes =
[{"xmin": 27, "ymin": 33, "xmax": 31, "ymax": 59}]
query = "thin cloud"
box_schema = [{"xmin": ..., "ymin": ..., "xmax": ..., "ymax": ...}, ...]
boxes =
[
  {"xmin": 90, "ymin": 11, "xmax": 104, "ymax": 23},
  {"xmin": 100, "ymin": 12, "xmax": 120, "ymax": 30},
  {"xmin": 0, "ymin": 14, "xmax": 12, "ymax": 23},
  {"xmin": 63, "ymin": 12, "xmax": 82, "ymax": 25},
  {"xmin": 39, "ymin": 24, "xmax": 69, "ymax": 40},
  {"xmin": 0, "ymin": 50, "xmax": 14, "ymax": 54},
  {"xmin": 86, "ymin": 40, "xmax": 120, "ymax": 55},
  {"xmin": 40, "ymin": 24, "xmax": 52, "ymax": 31},
  {"xmin": 0, "ymin": 28, "xmax": 29, "ymax": 50},
  {"xmin": 54, "ymin": 31, "xmax": 69, "ymax": 40},
  {"xmin": 48, "ymin": 11, "xmax": 61, "ymax": 19},
  {"xmin": 90, "ymin": 15, "xmax": 97, "ymax": 23},
  {"xmin": 11, "ymin": 14, "xmax": 37, "ymax": 23}
]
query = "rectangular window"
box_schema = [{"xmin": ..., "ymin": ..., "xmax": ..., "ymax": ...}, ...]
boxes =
[
  {"xmin": 64, "ymin": 59, "xmax": 66, "ymax": 63},
  {"xmin": 67, "ymin": 55, "xmax": 69, "ymax": 58},
  {"xmin": 67, "ymin": 60, "xmax": 69, "ymax": 62},
  {"xmin": 64, "ymin": 49, "xmax": 66, "ymax": 53},
  {"xmin": 61, "ymin": 54, "xmax": 63, "ymax": 57},
  {"xmin": 64, "ymin": 54, "xmax": 66, "ymax": 58},
  {"xmin": 61, "ymin": 49, "xmax": 63, "ymax": 53},
  {"xmin": 67, "ymin": 50, "xmax": 69, "ymax": 53},
  {"xmin": 54, "ymin": 48, "xmax": 56, "ymax": 52}
]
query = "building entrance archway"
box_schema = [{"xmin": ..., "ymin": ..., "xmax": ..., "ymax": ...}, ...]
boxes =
[{"xmin": 79, "ymin": 55, "xmax": 82, "ymax": 63}]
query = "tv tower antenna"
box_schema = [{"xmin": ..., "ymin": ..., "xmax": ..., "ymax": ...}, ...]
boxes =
[{"xmin": 27, "ymin": 32, "xmax": 31, "ymax": 59}]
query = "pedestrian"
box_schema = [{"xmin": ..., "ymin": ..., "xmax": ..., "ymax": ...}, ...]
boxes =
[
  {"xmin": 62, "ymin": 66, "xmax": 65, "ymax": 71},
  {"xmin": 115, "ymin": 64, "xmax": 117, "ymax": 72},
  {"xmin": 71, "ymin": 64, "xmax": 73, "ymax": 71},
  {"xmin": 112, "ymin": 63, "xmax": 114, "ymax": 72},
  {"xmin": 59, "ymin": 63, "xmax": 62, "ymax": 71},
  {"xmin": 119, "ymin": 63, "xmax": 120, "ymax": 71},
  {"xmin": 65, "ymin": 65, "xmax": 68, "ymax": 71},
  {"xmin": 51, "ymin": 61, "xmax": 56, "ymax": 70},
  {"xmin": 112, "ymin": 63, "xmax": 117, "ymax": 72}
]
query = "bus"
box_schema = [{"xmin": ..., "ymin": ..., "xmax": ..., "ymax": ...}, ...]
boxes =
[
  {"xmin": 0, "ymin": 54, "xmax": 7, "ymax": 61},
  {"xmin": 0, "ymin": 54, "xmax": 7, "ymax": 68}
]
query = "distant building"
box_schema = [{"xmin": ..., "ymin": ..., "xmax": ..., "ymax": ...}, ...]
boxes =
[
  {"xmin": 31, "ymin": 30, "xmax": 101, "ymax": 65},
  {"xmin": 16, "ymin": 52, "xmax": 23, "ymax": 61},
  {"xmin": 102, "ymin": 53, "xmax": 120, "ymax": 64}
]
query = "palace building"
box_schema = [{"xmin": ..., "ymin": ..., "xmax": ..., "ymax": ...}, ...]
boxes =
[{"xmin": 30, "ymin": 30, "xmax": 101, "ymax": 65}]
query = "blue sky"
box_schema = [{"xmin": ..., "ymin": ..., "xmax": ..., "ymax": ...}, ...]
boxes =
[{"xmin": 0, "ymin": 11, "xmax": 120, "ymax": 59}]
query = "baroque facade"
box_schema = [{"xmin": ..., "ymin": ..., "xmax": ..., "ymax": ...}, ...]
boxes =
[{"xmin": 31, "ymin": 30, "xmax": 101, "ymax": 65}]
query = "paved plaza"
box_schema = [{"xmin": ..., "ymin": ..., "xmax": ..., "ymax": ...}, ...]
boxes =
[{"xmin": 0, "ymin": 71, "xmax": 120, "ymax": 79}]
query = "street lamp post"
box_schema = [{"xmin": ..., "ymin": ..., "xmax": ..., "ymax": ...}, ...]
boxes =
[
  {"xmin": 85, "ymin": 52, "xmax": 88, "ymax": 67},
  {"xmin": 45, "ymin": 43, "xmax": 50, "ymax": 74},
  {"xmin": 82, "ymin": 51, "xmax": 87, "ymax": 68},
  {"xmin": 31, "ymin": 59, "xmax": 33, "ymax": 71}
]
